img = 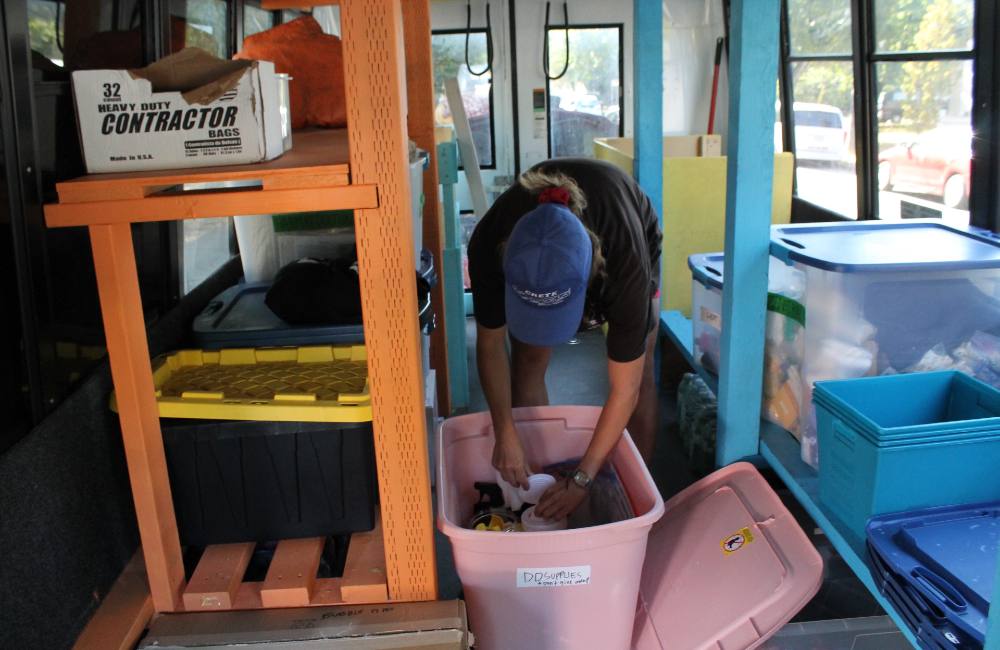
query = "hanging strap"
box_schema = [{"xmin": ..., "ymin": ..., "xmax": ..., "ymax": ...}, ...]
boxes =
[
  {"xmin": 543, "ymin": 1, "xmax": 570, "ymax": 81},
  {"xmin": 465, "ymin": 1, "xmax": 494, "ymax": 77}
]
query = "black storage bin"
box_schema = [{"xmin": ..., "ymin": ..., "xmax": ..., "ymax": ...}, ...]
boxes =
[{"xmin": 161, "ymin": 420, "xmax": 377, "ymax": 546}]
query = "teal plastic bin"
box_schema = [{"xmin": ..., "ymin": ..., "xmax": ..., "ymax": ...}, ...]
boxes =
[{"xmin": 814, "ymin": 371, "xmax": 1000, "ymax": 539}]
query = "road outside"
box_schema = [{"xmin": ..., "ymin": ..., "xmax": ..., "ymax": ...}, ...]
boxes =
[{"xmin": 796, "ymin": 162, "xmax": 970, "ymax": 226}]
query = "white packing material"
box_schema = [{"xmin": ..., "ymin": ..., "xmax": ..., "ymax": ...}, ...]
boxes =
[{"xmin": 233, "ymin": 215, "xmax": 280, "ymax": 283}]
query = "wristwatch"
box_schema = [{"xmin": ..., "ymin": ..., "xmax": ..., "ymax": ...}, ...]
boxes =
[{"xmin": 570, "ymin": 468, "xmax": 593, "ymax": 490}]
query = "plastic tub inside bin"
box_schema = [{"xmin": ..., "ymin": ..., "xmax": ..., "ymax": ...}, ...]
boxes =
[{"xmin": 438, "ymin": 406, "xmax": 664, "ymax": 650}]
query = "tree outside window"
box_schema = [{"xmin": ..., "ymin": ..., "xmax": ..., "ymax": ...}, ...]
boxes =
[
  {"xmin": 432, "ymin": 31, "xmax": 494, "ymax": 167},
  {"xmin": 783, "ymin": 0, "xmax": 974, "ymax": 222}
]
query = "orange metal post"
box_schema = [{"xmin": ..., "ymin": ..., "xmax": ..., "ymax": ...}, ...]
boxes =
[
  {"xmin": 89, "ymin": 223, "xmax": 185, "ymax": 612},
  {"xmin": 403, "ymin": 0, "xmax": 452, "ymax": 415},
  {"xmin": 341, "ymin": 0, "xmax": 438, "ymax": 602}
]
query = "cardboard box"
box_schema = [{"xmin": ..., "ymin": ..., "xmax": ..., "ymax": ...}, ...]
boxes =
[
  {"xmin": 698, "ymin": 134, "xmax": 723, "ymax": 157},
  {"xmin": 138, "ymin": 600, "xmax": 471, "ymax": 649},
  {"xmin": 72, "ymin": 48, "xmax": 285, "ymax": 173}
]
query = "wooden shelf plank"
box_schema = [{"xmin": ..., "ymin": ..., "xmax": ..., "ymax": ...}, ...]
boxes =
[
  {"xmin": 46, "ymin": 184, "xmax": 377, "ymax": 228},
  {"xmin": 341, "ymin": 515, "xmax": 388, "ymax": 603},
  {"xmin": 55, "ymin": 129, "xmax": 351, "ymax": 204},
  {"xmin": 73, "ymin": 552, "xmax": 153, "ymax": 650},
  {"xmin": 260, "ymin": 537, "xmax": 325, "ymax": 608},
  {"xmin": 233, "ymin": 577, "xmax": 345, "ymax": 610},
  {"xmin": 182, "ymin": 542, "xmax": 255, "ymax": 611}
]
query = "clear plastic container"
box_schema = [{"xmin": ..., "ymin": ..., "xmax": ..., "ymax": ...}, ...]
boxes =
[
  {"xmin": 689, "ymin": 253, "xmax": 806, "ymax": 438},
  {"xmin": 771, "ymin": 221, "xmax": 1000, "ymax": 468}
]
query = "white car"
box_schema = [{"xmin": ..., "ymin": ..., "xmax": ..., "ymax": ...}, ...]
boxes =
[
  {"xmin": 775, "ymin": 102, "xmax": 850, "ymax": 163},
  {"xmin": 574, "ymin": 94, "xmax": 603, "ymax": 116}
]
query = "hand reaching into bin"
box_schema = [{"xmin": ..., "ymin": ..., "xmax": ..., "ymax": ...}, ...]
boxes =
[
  {"xmin": 492, "ymin": 425, "xmax": 531, "ymax": 489},
  {"xmin": 534, "ymin": 477, "xmax": 588, "ymax": 520}
]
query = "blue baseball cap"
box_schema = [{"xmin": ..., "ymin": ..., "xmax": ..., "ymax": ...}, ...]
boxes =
[{"xmin": 503, "ymin": 202, "xmax": 593, "ymax": 347}]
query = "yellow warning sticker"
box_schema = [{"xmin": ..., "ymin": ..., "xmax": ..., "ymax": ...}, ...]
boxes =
[{"xmin": 721, "ymin": 527, "xmax": 754, "ymax": 555}]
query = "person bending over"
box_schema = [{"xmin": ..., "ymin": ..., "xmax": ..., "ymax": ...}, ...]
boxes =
[{"xmin": 468, "ymin": 158, "xmax": 662, "ymax": 520}]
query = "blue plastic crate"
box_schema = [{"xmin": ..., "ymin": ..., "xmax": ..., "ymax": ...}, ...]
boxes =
[
  {"xmin": 815, "ymin": 372, "xmax": 1000, "ymax": 538},
  {"xmin": 867, "ymin": 503, "xmax": 1000, "ymax": 647}
]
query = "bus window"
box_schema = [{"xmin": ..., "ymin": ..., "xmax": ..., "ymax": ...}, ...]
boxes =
[{"xmin": 546, "ymin": 25, "xmax": 623, "ymax": 158}]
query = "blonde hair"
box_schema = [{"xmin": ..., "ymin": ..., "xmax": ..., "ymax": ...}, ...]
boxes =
[
  {"xmin": 517, "ymin": 168, "xmax": 605, "ymax": 283},
  {"xmin": 518, "ymin": 169, "xmax": 588, "ymax": 216}
]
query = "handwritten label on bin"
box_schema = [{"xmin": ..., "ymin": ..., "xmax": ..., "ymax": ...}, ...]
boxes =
[{"xmin": 517, "ymin": 566, "xmax": 592, "ymax": 588}]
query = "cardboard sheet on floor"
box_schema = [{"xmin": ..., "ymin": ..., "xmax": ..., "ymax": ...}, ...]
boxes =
[
  {"xmin": 632, "ymin": 462, "xmax": 823, "ymax": 650},
  {"xmin": 138, "ymin": 600, "xmax": 471, "ymax": 649}
]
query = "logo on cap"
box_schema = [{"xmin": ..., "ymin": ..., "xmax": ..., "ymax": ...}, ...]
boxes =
[{"xmin": 513, "ymin": 286, "xmax": 572, "ymax": 307}]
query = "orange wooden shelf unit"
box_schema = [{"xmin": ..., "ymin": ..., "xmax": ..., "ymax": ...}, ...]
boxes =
[{"xmin": 48, "ymin": 0, "xmax": 447, "ymax": 636}]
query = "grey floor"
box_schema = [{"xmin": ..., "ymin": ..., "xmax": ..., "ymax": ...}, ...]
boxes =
[{"xmin": 434, "ymin": 318, "xmax": 908, "ymax": 645}]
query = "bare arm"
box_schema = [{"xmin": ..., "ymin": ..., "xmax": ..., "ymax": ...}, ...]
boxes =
[
  {"xmin": 578, "ymin": 354, "xmax": 645, "ymax": 477},
  {"xmin": 476, "ymin": 323, "xmax": 530, "ymax": 488}
]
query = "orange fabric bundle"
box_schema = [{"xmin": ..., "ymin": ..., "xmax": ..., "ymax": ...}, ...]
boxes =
[{"xmin": 234, "ymin": 16, "xmax": 346, "ymax": 129}]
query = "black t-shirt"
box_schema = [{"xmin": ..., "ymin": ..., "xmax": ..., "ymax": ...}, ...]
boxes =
[{"xmin": 468, "ymin": 158, "xmax": 662, "ymax": 362}]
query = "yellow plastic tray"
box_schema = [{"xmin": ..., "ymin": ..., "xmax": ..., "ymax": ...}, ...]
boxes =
[{"xmin": 114, "ymin": 345, "xmax": 372, "ymax": 423}]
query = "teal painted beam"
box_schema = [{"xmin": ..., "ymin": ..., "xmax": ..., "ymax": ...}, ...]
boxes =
[
  {"xmin": 632, "ymin": 0, "xmax": 663, "ymax": 221},
  {"xmin": 438, "ymin": 141, "xmax": 470, "ymax": 411},
  {"xmin": 715, "ymin": 0, "xmax": 779, "ymax": 465}
]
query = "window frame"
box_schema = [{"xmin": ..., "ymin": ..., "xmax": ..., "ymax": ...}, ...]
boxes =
[
  {"xmin": 240, "ymin": 1, "xmax": 278, "ymax": 41},
  {"xmin": 544, "ymin": 22, "xmax": 626, "ymax": 160},
  {"xmin": 0, "ymin": 0, "xmax": 267, "ymax": 438},
  {"xmin": 430, "ymin": 27, "xmax": 498, "ymax": 170},
  {"xmin": 167, "ymin": 0, "xmax": 239, "ymax": 295},
  {"xmin": 778, "ymin": 0, "xmax": 991, "ymax": 226}
]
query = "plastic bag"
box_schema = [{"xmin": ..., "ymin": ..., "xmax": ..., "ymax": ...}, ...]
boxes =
[{"xmin": 235, "ymin": 17, "xmax": 346, "ymax": 129}]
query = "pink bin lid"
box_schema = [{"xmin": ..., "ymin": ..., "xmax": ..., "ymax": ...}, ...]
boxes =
[{"xmin": 632, "ymin": 462, "xmax": 823, "ymax": 650}]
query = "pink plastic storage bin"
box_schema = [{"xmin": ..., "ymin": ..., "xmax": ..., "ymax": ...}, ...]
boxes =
[
  {"xmin": 633, "ymin": 462, "xmax": 824, "ymax": 650},
  {"xmin": 438, "ymin": 406, "xmax": 665, "ymax": 650}
]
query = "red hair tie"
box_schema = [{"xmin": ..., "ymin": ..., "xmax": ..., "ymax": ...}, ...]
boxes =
[{"xmin": 538, "ymin": 187, "xmax": 571, "ymax": 206}]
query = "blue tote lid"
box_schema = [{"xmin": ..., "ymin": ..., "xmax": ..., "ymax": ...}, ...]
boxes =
[
  {"xmin": 770, "ymin": 220, "xmax": 1000, "ymax": 272},
  {"xmin": 900, "ymin": 511, "xmax": 999, "ymax": 609},
  {"xmin": 867, "ymin": 501, "xmax": 1000, "ymax": 643},
  {"xmin": 687, "ymin": 252, "xmax": 725, "ymax": 290}
]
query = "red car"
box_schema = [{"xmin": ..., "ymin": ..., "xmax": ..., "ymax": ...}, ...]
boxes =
[{"xmin": 878, "ymin": 126, "xmax": 971, "ymax": 209}]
